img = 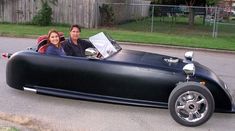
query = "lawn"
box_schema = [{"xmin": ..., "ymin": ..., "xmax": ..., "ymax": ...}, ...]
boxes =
[
  {"xmin": 0, "ymin": 22, "xmax": 235, "ymax": 51},
  {"xmin": 117, "ymin": 16, "xmax": 235, "ymax": 37}
]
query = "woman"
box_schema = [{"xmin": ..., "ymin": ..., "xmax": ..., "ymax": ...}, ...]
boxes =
[
  {"xmin": 62, "ymin": 24, "xmax": 93, "ymax": 57},
  {"xmin": 45, "ymin": 29, "xmax": 66, "ymax": 56}
]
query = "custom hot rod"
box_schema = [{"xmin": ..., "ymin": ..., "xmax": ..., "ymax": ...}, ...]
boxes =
[{"xmin": 4, "ymin": 32, "xmax": 235, "ymax": 127}]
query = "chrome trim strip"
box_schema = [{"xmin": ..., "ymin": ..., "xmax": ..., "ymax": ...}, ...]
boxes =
[{"xmin": 23, "ymin": 87, "xmax": 37, "ymax": 93}]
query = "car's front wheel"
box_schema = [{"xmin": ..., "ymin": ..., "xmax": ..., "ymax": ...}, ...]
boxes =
[{"xmin": 168, "ymin": 82, "xmax": 214, "ymax": 127}]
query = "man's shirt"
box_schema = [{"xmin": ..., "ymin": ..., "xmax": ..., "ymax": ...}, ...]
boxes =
[{"xmin": 62, "ymin": 38, "xmax": 93, "ymax": 57}]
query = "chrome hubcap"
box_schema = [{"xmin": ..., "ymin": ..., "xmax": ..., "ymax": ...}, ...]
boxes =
[{"xmin": 175, "ymin": 91, "xmax": 208, "ymax": 123}]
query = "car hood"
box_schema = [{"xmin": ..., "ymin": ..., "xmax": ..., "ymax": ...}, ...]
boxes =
[
  {"xmin": 108, "ymin": 49, "xmax": 226, "ymax": 88},
  {"xmin": 107, "ymin": 49, "xmax": 186, "ymax": 71}
]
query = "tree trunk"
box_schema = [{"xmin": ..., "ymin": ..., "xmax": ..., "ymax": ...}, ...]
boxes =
[{"xmin": 188, "ymin": 7, "xmax": 195, "ymax": 26}]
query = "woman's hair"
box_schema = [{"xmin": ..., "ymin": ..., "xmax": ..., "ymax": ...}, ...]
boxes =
[
  {"xmin": 70, "ymin": 24, "xmax": 81, "ymax": 32},
  {"xmin": 47, "ymin": 29, "xmax": 61, "ymax": 47}
]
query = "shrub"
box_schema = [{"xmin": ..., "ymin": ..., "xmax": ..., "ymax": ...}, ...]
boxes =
[
  {"xmin": 99, "ymin": 4, "xmax": 115, "ymax": 26},
  {"xmin": 32, "ymin": 1, "xmax": 52, "ymax": 26}
]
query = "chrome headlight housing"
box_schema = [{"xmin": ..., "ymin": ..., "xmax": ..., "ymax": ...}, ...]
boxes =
[
  {"xmin": 184, "ymin": 51, "xmax": 194, "ymax": 62},
  {"xmin": 183, "ymin": 63, "xmax": 195, "ymax": 81}
]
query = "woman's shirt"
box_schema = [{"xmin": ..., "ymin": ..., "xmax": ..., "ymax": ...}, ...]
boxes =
[{"xmin": 45, "ymin": 44, "xmax": 66, "ymax": 56}]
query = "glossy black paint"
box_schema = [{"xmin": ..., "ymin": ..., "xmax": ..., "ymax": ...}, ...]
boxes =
[{"xmin": 6, "ymin": 49, "xmax": 235, "ymax": 112}]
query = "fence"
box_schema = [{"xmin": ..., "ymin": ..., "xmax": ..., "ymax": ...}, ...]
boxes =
[
  {"xmin": 0, "ymin": 0, "xmax": 150, "ymax": 28},
  {"xmin": 99, "ymin": 3, "xmax": 235, "ymax": 38},
  {"xmin": 0, "ymin": 0, "xmax": 39, "ymax": 23},
  {"xmin": 0, "ymin": 0, "xmax": 98, "ymax": 28}
]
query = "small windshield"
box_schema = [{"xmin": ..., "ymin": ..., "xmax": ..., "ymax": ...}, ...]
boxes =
[{"xmin": 89, "ymin": 32, "xmax": 121, "ymax": 58}]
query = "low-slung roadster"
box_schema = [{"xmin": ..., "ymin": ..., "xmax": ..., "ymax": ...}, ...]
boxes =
[{"xmin": 5, "ymin": 32, "xmax": 235, "ymax": 127}]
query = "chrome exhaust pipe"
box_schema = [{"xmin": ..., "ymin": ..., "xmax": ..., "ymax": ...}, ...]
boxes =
[{"xmin": 23, "ymin": 87, "xmax": 37, "ymax": 93}]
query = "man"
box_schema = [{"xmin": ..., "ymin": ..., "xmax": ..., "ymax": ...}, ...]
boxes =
[{"xmin": 62, "ymin": 24, "xmax": 93, "ymax": 57}]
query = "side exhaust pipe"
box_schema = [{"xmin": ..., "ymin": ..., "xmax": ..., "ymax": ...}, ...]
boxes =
[{"xmin": 23, "ymin": 87, "xmax": 37, "ymax": 93}]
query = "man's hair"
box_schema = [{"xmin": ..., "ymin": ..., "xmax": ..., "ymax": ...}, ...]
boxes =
[{"xmin": 70, "ymin": 24, "xmax": 81, "ymax": 32}]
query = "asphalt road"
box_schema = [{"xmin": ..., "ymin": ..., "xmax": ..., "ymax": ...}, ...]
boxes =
[{"xmin": 0, "ymin": 37, "xmax": 235, "ymax": 131}]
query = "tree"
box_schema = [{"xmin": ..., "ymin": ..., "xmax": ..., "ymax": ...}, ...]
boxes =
[
  {"xmin": 151, "ymin": 0, "xmax": 221, "ymax": 25},
  {"xmin": 206, "ymin": 0, "xmax": 221, "ymax": 6},
  {"xmin": 185, "ymin": 0, "xmax": 203, "ymax": 26},
  {"xmin": 32, "ymin": 0, "xmax": 58, "ymax": 26},
  {"xmin": 152, "ymin": 0, "xmax": 221, "ymax": 26},
  {"xmin": 184, "ymin": 0, "xmax": 221, "ymax": 26}
]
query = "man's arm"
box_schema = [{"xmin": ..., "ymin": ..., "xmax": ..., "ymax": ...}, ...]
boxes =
[{"xmin": 62, "ymin": 40, "xmax": 73, "ymax": 56}]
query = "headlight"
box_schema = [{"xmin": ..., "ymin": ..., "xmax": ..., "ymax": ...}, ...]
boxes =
[
  {"xmin": 183, "ymin": 63, "xmax": 195, "ymax": 76},
  {"xmin": 184, "ymin": 51, "xmax": 194, "ymax": 61}
]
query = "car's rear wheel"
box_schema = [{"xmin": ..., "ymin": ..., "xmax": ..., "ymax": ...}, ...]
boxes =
[{"xmin": 168, "ymin": 82, "xmax": 214, "ymax": 127}]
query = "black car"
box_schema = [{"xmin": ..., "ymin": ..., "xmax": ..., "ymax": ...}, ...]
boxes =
[{"xmin": 5, "ymin": 32, "xmax": 235, "ymax": 127}]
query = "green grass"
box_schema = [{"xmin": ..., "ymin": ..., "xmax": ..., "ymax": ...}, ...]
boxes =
[
  {"xmin": 0, "ymin": 127, "xmax": 19, "ymax": 131},
  {"xmin": 108, "ymin": 31, "xmax": 235, "ymax": 51},
  {"xmin": 0, "ymin": 23, "xmax": 235, "ymax": 51},
  {"xmin": 117, "ymin": 16, "xmax": 235, "ymax": 37}
]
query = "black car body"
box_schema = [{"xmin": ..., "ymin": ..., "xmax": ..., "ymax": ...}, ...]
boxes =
[{"xmin": 5, "ymin": 32, "xmax": 235, "ymax": 126}]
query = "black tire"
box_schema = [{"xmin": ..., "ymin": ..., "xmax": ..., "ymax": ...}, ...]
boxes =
[{"xmin": 168, "ymin": 82, "xmax": 215, "ymax": 127}]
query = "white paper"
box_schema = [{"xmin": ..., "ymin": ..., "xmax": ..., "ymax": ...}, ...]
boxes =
[{"xmin": 89, "ymin": 32, "xmax": 117, "ymax": 58}]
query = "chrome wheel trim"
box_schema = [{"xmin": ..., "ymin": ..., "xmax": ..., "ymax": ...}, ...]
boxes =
[{"xmin": 175, "ymin": 91, "xmax": 208, "ymax": 123}]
